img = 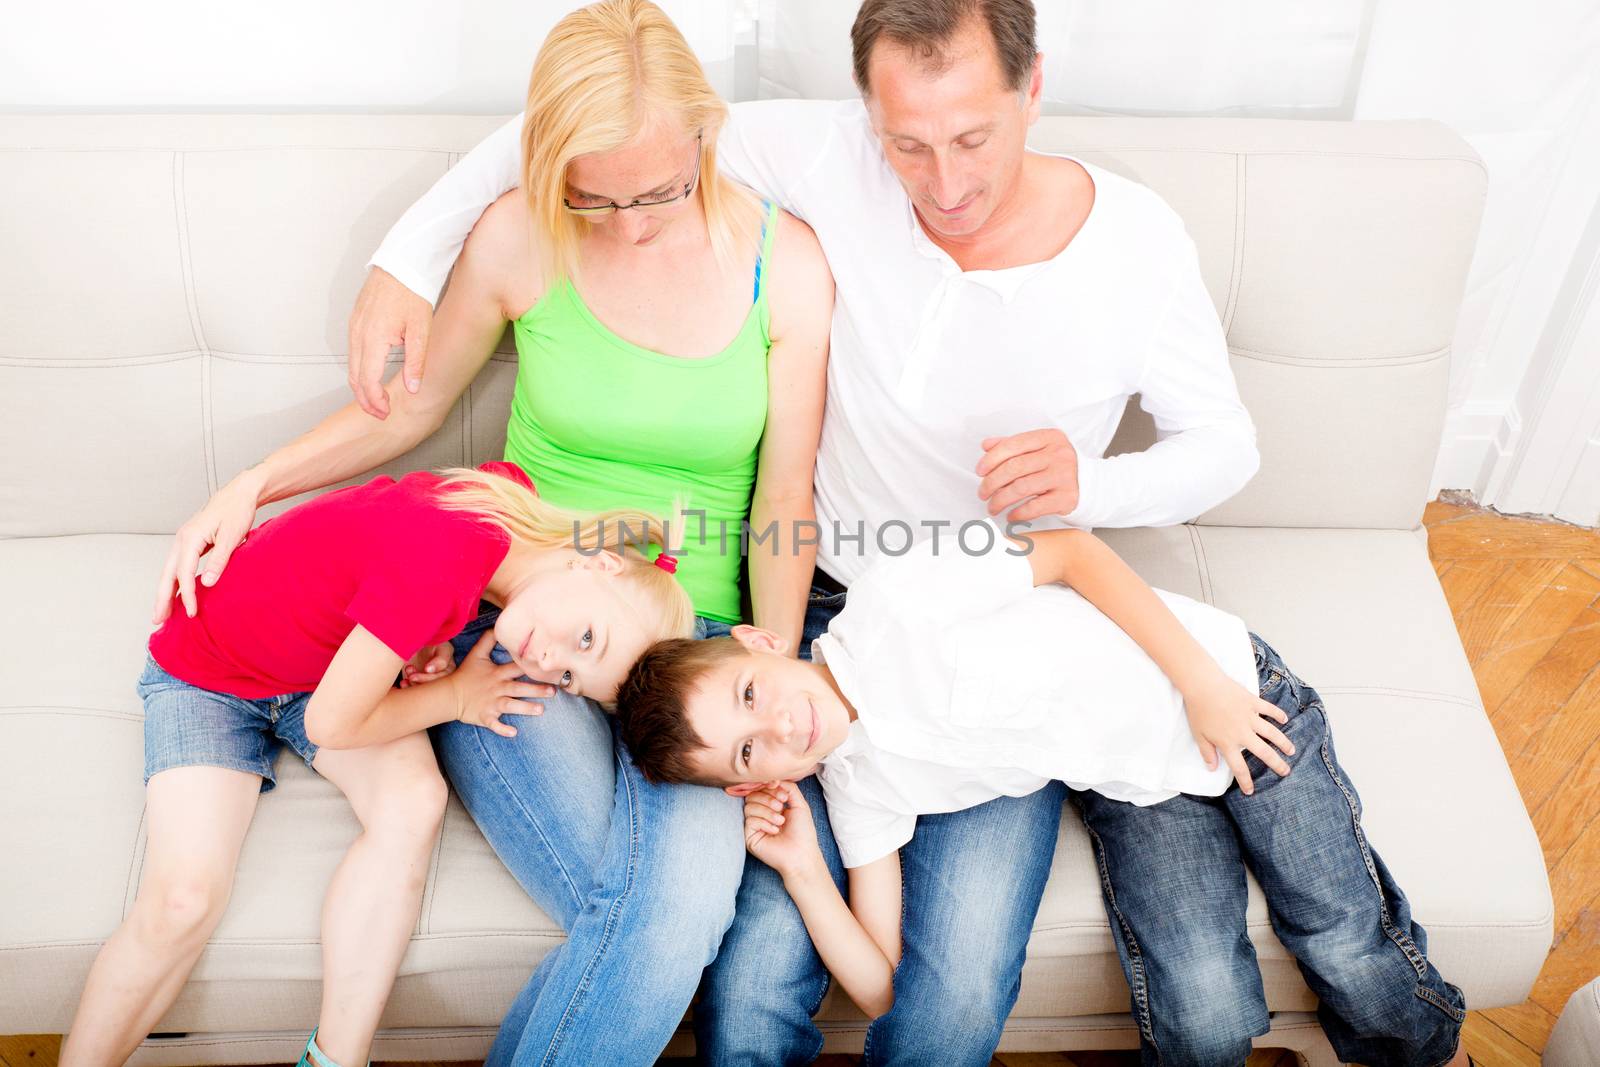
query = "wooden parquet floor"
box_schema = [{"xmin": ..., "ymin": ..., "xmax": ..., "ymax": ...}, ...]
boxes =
[{"xmin": 4, "ymin": 499, "xmax": 1596, "ymax": 1067}]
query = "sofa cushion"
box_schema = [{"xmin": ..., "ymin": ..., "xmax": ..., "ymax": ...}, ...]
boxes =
[{"xmin": 0, "ymin": 527, "xmax": 1551, "ymax": 1033}]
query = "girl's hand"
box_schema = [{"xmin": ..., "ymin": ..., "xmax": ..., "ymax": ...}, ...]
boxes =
[
  {"xmin": 400, "ymin": 643, "xmax": 457, "ymax": 688},
  {"xmin": 743, "ymin": 781, "xmax": 823, "ymax": 880},
  {"xmin": 1184, "ymin": 675, "xmax": 1294, "ymax": 795},
  {"xmin": 152, "ymin": 468, "xmax": 267, "ymax": 624},
  {"xmin": 446, "ymin": 631, "xmax": 557, "ymax": 738}
]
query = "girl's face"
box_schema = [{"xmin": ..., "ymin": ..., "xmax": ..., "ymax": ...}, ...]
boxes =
[{"xmin": 493, "ymin": 552, "xmax": 656, "ymax": 703}]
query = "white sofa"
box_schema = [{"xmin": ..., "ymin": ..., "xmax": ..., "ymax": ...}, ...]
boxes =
[{"xmin": 0, "ymin": 113, "xmax": 1554, "ymax": 1065}]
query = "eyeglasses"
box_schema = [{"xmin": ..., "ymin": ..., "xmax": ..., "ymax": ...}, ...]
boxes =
[{"xmin": 563, "ymin": 133, "xmax": 703, "ymax": 217}]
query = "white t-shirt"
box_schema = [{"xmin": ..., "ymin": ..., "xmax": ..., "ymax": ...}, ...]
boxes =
[
  {"xmin": 370, "ymin": 100, "xmax": 1259, "ymax": 579},
  {"xmin": 811, "ymin": 525, "xmax": 1256, "ymax": 868}
]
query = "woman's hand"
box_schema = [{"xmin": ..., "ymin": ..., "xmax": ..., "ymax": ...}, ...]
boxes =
[
  {"xmin": 743, "ymin": 781, "xmax": 824, "ymax": 880},
  {"xmin": 445, "ymin": 631, "xmax": 557, "ymax": 738},
  {"xmin": 1183, "ymin": 675, "xmax": 1295, "ymax": 795},
  {"xmin": 151, "ymin": 468, "xmax": 268, "ymax": 624},
  {"xmin": 399, "ymin": 643, "xmax": 457, "ymax": 688}
]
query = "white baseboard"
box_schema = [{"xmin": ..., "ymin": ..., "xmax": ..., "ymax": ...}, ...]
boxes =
[{"xmin": 1432, "ymin": 402, "xmax": 1522, "ymax": 499}]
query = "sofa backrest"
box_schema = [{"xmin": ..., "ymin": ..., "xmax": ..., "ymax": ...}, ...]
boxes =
[{"xmin": 0, "ymin": 114, "xmax": 1484, "ymax": 537}]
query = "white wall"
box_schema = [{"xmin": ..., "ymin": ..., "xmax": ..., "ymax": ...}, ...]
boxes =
[{"xmin": 5, "ymin": 0, "xmax": 1598, "ymax": 521}]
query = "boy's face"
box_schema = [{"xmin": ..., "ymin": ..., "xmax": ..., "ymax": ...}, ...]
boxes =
[
  {"xmin": 494, "ymin": 551, "xmax": 653, "ymax": 703},
  {"xmin": 684, "ymin": 626, "xmax": 855, "ymax": 788}
]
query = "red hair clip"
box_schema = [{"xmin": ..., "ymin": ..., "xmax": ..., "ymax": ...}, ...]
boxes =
[{"xmin": 654, "ymin": 552, "xmax": 679, "ymax": 574}]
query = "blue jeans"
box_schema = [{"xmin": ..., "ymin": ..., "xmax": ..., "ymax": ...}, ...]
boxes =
[
  {"xmin": 437, "ymin": 609, "xmax": 746, "ymax": 1066},
  {"xmin": 693, "ymin": 585, "xmax": 1066, "ymax": 1067},
  {"xmin": 1074, "ymin": 635, "xmax": 1466, "ymax": 1067}
]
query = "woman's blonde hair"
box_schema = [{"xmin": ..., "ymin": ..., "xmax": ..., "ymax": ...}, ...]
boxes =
[
  {"xmin": 434, "ymin": 467, "xmax": 696, "ymax": 644},
  {"xmin": 521, "ymin": 0, "xmax": 761, "ymax": 285}
]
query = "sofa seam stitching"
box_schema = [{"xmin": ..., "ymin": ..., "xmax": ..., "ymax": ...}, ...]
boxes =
[
  {"xmin": 172, "ymin": 151, "xmax": 218, "ymax": 494},
  {"xmin": 1228, "ymin": 343, "xmax": 1450, "ymax": 367},
  {"xmin": 1223, "ymin": 153, "xmax": 1245, "ymax": 335},
  {"xmin": 0, "ymin": 350, "xmax": 204, "ymax": 368},
  {"xmin": 1187, "ymin": 525, "xmax": 1215, "ymax": 604},
  {"xmin": 421, "ymin": 804, "xmax": 447, "ymax": 937}
]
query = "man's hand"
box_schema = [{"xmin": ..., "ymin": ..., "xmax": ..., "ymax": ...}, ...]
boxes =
[
  {"xmin": 152, "ymin": 468, "xmax": 268, "ymax": 624},
  {"xmin": 742, "ymin": 781, "xmax": 824, "ymax": 880},
  {"xmin": 347, "ymin": 266, "xmax": 433, "ymax": 419},
  {"xmin": 976, "ymin": 428, "xmax": 1080, "ymax": 522},
  {"xmin": 445, "ymin": 632, "xmax": 557, "ymax": 738},
  {"xmin": 1183, "ymin": 675, "xmax": 1295, "ymax": 795},
  {"xmin": 399, "ymin": 643, "xmax": 457, "ymax": 689}
]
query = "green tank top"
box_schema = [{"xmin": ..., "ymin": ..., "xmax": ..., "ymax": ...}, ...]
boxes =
[{"xmin": 504, "ymin": 201, "xmax": 780, "ymax": 623}]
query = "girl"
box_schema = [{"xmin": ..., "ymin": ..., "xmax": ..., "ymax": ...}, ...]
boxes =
[{"xmin": 62, "ymin": 462, "xmax": 691, "ymax": 1067}]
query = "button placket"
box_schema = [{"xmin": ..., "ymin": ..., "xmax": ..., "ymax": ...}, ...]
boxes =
[{"xmin": 895, "ymin": 273, "xmax": 960, "ymax": 407}]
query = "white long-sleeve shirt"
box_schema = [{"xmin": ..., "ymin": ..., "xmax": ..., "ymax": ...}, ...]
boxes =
[
  {"xmin": 812, "ymin": 525, "xmax": 1255, "ymax": 868},
  {"xmin": 371, "ymin": 99, "xmax": 1259, "ymax": 582}
]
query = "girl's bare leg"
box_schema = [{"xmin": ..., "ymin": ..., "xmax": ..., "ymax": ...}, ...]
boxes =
[
  {"xmin": 61, "ymin": 767, "xmax": 262, "ymax": 1066},
  {"xmin": 309, "ymin": 732, "xmax": 447, "ymax": 1066}
]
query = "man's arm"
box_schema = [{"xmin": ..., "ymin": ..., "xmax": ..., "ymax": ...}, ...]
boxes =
[
  {"xmin": 352, "ymin": 114, "xmax": 524, "ymax": 416},
  {"xmin": 1019, "ymin": 529, "xmax": 1291, "ymax": 791},
  {"xmin": 1066, "ymin": 235, "xmax": 1260, "ymax": 529},
  {"xmin": 976, "ymin": 231, "xmax": 1259, "ymax": 529},
  {"xmin": 370, "ymin": 115, "xmax": 524, "ymax": 309}
]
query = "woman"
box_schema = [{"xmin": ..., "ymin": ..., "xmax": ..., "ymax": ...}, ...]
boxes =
[{"xmin": 152, "ymin": 1, "xmax": 833, "ymax": 1062}]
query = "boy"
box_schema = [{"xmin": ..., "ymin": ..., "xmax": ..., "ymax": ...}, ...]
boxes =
[{"xmin": 616, "ymin": 523, "xmax": 1467, "ymax": 1067}]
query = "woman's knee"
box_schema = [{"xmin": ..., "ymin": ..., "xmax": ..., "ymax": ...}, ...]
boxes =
[{"xmin": 626, "ymin": 783, "xmax": 745, "ymax": 948}]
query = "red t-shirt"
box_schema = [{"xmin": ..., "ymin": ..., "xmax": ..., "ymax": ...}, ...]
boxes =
[{"xmin": 149, "ymin": 462, "xmax": 533, "ymax": 698}]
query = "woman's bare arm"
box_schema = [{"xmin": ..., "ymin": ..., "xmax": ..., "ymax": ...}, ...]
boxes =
[{"xmin": 749, "ymin": 213, "xmax": 833, "ymax": 653}]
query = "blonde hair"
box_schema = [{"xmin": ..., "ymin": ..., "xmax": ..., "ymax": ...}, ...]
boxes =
[
  {"xmin": 520, "ymin": 0, "xmax": 761, "ymax": 285},
  {"xmin": 434, "ymin": 467, "xmax": 696, "ymax": 644}
]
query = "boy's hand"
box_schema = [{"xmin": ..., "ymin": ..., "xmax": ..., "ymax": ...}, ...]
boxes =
[
  {"xmin": 445, "ymin": 631, "xmax": 557, "ymax": 738},
  {"xmin": 1184, "ymin": 675, "xmax": 1294, "ymax": 795},
  {"xmin": 399, "ymin": 643, "xmax": 456, "ymax": 688},
  {"xmin": 743, "ymin": 781, "xmax": 823, "ymax": 880}
]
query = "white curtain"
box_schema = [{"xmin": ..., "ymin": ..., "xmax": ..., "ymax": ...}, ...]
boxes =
[
  {"xmin": 0, "ymin": 0, "xmax": 747, "ymax": 111},
  {"xmin": 756, "ymin": 0, "xmax": 1370, "ymax": 116}
]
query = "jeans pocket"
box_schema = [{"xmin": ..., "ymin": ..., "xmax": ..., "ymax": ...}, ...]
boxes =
[
  {"xmin": 136, "ymin": 653, "xmax": 186, "ymax": 698},
  {"xmin": 1241, "ymin": 701, "xmax": 1328, "ymax": 794},
  {"xmin": 807, "ymin": 587, "xmax": 846, "ymax": 608}
]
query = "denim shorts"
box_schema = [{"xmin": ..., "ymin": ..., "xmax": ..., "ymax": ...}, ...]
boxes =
[{"xmin": 139, "ymin": 653, "xmax": 319, "ymax": 793}]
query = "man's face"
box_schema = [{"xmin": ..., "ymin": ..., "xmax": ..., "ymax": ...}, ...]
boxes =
[
  {"xmin": 863, "ymin": 19, "xmax": 1041, "ymax": 240},
  {"xmin": 683, "ymin": 627, "xmax": 854, "ymax": 787}
]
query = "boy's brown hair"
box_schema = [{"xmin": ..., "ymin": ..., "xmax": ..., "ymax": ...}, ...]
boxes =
[{"xmin": 615, "ymin": 636, "xmax": 747, "ymax": 784}]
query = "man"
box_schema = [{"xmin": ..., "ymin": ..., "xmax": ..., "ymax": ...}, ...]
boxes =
[{"xmin": 352, "ymin": 1, "xmax": 1265, "ymax": 1063}]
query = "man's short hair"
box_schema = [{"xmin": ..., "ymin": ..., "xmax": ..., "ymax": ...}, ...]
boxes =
[
  {"xmin": 615, "ymin": 636, "xmax": 745, "ymax": 785},
  {"xmin": 850, "ymin": 0, "xmax": 1037, "ymax": 95}
]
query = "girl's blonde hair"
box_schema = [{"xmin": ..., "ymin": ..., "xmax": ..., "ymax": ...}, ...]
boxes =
[
  {"xmin": 521, "ymin": 0, "xmax": 761, "ymax": 285},
  {"xmin": 435, "ymin": 467, "xmax": 696, "ymax": 643}
]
